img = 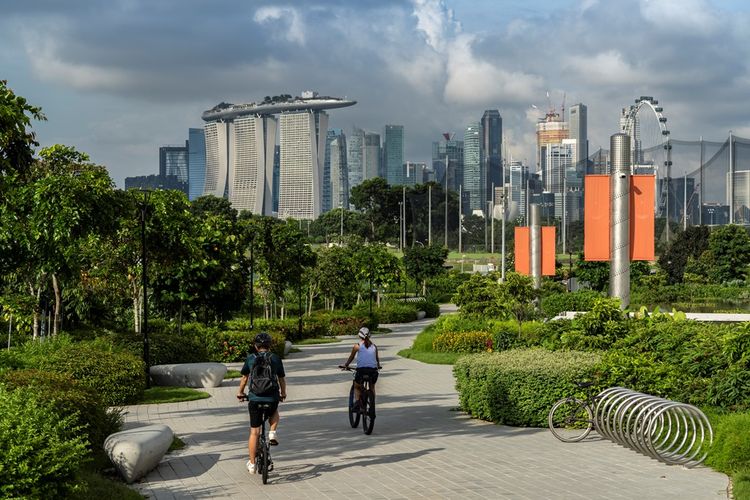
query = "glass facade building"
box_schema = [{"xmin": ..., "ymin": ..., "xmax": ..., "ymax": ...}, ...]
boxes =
[
  {"xmin": 384, "ymin": 125, "xmax": 404, "ymax": 186},
  {"xmin": 188, "ymin": 128, "xmax": 206, "ymax": 201}
]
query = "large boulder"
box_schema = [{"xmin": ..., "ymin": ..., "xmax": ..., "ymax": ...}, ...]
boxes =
[
  {"xmin": 104, "ymin": 424, "xmax": 173, "ymax": 483},
  {"xmin": 150, "ymin": 362, "xmax": 227, "ymax": 388}
]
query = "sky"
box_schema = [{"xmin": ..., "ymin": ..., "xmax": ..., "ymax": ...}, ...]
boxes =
[{"xmin": 2, "ymin": 0, "xmax": 750, "ymax": 188}]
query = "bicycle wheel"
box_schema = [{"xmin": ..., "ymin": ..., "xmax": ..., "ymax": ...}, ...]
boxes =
[
  {"xmin": 348, "ymin": 384, "xmax": 360, "ymax": 428},
  {"xmin": 259, "ymin": 442, "xmax": 269, "ymax": 484},
  {"xmin": 548, "ymin": 397, "xmax": 593, "ymax": 442},
  {"xmin": 362, "ymin": 389, "xmax": 375, "ymax": 435}
]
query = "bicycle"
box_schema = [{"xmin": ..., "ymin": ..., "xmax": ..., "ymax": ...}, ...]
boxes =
[
  {"xmin": 547, "ymin": 381, "xmax": 600, "ymax": 443},
  {"xmin": 339, "ymin": 365, "xmax": 377, "ymax": 435},
  {"xmin": 238, "ymin": 395, "xmax": 274, "ymax": 484}
]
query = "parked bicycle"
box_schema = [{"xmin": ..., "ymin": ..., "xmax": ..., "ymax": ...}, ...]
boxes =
[
  {"xmin": 339, "ymin": 365, "xmax": 376, "ymax": 435},
  {"xmin": 547, "ymin": 381, "xmax": 599, "ymax": 442},
  {"xmin": 239, "ymin": 395, "xmax": 274, "ymax": 484}
]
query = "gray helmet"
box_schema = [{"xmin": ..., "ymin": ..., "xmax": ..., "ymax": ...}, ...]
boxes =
[{"xmin": 253, "ymin": 332, "xmax": 272, "ymax": 347}]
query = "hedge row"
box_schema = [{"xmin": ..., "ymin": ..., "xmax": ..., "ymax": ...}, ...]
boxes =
[{"xmin": 453, "ymin": 349, "xmax": 602, "ymax": 427}]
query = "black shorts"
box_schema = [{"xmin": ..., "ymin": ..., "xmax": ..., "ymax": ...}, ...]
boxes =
[
  {"xmin": 248, "ymin": 401, "xmax": 278, "ymax": 428},
  {"xmin": 355, "ymin": 367, "xmax": 379, "ymax": 385}
]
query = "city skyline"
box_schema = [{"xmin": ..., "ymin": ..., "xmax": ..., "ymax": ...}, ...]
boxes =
[{"xmin": 2, "ymin": 0, "xmax": 750, "ymax": 188}]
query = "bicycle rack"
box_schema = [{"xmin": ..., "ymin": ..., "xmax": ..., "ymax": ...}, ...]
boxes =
[{"xmin": 593, "ymin": 387, "xmax": 713, "ymax": 468}]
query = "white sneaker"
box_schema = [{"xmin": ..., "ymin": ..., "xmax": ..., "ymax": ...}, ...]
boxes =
[
  {"xmin": 246, "ymin": 460, "xmax": 255, "ymax": 473},
  {"xmin": 268, "ymin": 430, "xmax": 279, "ymax": 446}
]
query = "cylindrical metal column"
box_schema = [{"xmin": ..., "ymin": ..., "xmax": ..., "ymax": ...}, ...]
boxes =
[
  {"xmin": 529, "ymin": 203, "xmax": 541, "ymax": 289},
  {"xmin": 610, "ymin": 133, "xmax": 631, "ymax": 308}
]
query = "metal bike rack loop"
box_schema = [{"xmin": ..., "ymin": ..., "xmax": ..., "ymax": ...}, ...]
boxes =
[{"xmin": 593, "ymin": 387, "xmax": 712, "ymax": 467}]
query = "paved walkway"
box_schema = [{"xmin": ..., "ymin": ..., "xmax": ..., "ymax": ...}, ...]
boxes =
[{"xmin": 123, "ymin": 312, "xmax": 729, "ymax": 499}]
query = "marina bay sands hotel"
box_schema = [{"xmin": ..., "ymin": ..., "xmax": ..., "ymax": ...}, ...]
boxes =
[{"xmin": 201, "ymin": 91, "xmax": 355, "ymax": 219}]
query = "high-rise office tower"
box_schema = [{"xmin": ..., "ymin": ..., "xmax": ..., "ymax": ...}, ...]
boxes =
[
  {"xmin": 543, "ymin": 139, "xmax": 575, "ymax": 194},
  {"xmin": 404, "ymin": 161, "xmax": 427, "ymax": 186},
  {"xmin": 364, "ymin": 132, "xmax": 381, "ymax": 181},
  {"xmin": 188, "ymin": 128, "xmax": 206, "ymax": 201},
  {"xmin": 201, "ymin": 92, "xmax": 355, "ymax": 215},
  {"xmin": 384, "ymin": 125, "xmax": 404, "ymax": 186},
  {"xmin": 323, "ymin": 130, "xmax": 335, "ymax": 213},
  {"xmin": 481, "ymin": 110, "xmax": 502, "ymax": 208},
  {"xmin": 328, "ymin": 130, "xmax": 349, "ymax": 210},
  {"xmin": 536, "ymin": 110, "xmax": 569, "ymax": 188},
  {"xmin": 347, "ymin": 127, "xmax": 365, "ymax": 190},
  {"xmin": 278, "ymin": 110, "xmax": 329, "ymax": 220},
  {"xmin": 463, "ymin": 122, "xmax": 482, "ymax": 212},
  {"xmin": 568, "ymin": 103, "xmax": 587, "ymax": 170},
  {"xmin": 272, "ymin": 145, "xmax": 280, "ymax": 213},
  {"xmin": 432, "ymin": 134, "xmax": 464, "ymax": 191},
  {"xmin": 159, "ymin": 144, "xmax": 189, "ymax": 194}
]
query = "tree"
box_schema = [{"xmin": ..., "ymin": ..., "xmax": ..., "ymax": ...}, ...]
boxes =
[
  {"xmin": 707, "ymin": 225, "xmax": 750, "ymax": 283},
  {"xmin": 0, "ymin": 80, "xmax": 45, "ymax": 181},
  {"xmin": 349, "ymin": 177, "xmax": 400, "ymax": 241},
  {"xmin": 658, "ymin": 225, "xmax": 710, "ymax": 284},
  {"xmin": 402, "ymin": 244, "xmax": 448, "ymax": 296},
  {"xmin": 191, "ymin": 195, "xmax": 238, "ymax": 222},
  {"xmin": 352, "ymin": 244, "xmax": 401, "ymax": 306},
  {"xmin": 310, "ymin": 245, "xmax": 357, "ymax": 310},
  {"xmin": 496, "ymin": 272, "xmax": 538, "ymax": 335},
  {"xmin": 575, "ymin": 253, "xmax": 609, "ymax": 292}
]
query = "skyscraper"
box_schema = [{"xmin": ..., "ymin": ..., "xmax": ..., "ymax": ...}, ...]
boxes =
[
  {"xmin": 201, "ymin": 92, "xmax": 355, "ymax": 215},
  {"xmin": 347, "ymin": 127, "xmax": 365, "ymax": 190},
  {"xmin": 384, "ymin": 125, "xmax": 404, "ymax": 186},
  {"xmin": 463, "ymin": 122, "xmax": 482, "ymax": 211},
  {"xmin": 188, "ymin": 128, "xmax": 206, "ymax": 201},
  {"xmin": 432, "ymin": 134, "xmax": 464, "ymax": 191},
  {"xmin": 569, "ymin": 103, "xmax": 588, "ymax": 169},
  {"xmin": 159, "ymin": 144, "xmax": 189, "ymax": 194},
  {"xmin": 328, "ymin": 130, "xmax": 349, "ymax": 210},
  {"xmin": 536, "ymin": 110, "xmax": 569, "ymax": 187},
  {"xmin": 278, "ymin": 110, "xmax": 328, "ymax": 219},
  {"xmin": 364, "ymin": 132, "xmax": 381, "ymax": 181},
  {"xmin": 481, "ymin": 110, "xmax": 502, "ymax": 209}
]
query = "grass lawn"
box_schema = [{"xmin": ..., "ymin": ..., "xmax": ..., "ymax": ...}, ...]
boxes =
[
  {"xmin": 224, "ymin": 369, "xmax": 242, "ymax": 379},
  {"xmin": 396, "ymin": 323, "xmax": 462, "ymax": 365},
  {"xmin": 73, "ymin": 470, "xmax": 144, "ymax": 499},
  {"xmin": 296, "ymin": 337, "xmax": 342, "ymax": 345},
  {"xmin": 139, "ymin": 386, "xmax": 211, "ymax": 404}
]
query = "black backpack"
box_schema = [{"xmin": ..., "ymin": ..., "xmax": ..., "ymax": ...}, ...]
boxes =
[{"xmin": 250, "ymin": 351, "xmax": 277, "ymax": 397}]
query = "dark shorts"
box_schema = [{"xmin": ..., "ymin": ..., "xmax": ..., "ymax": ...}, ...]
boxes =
[
  {"xmin": 355, "ymin": 367, "xmax": 379, "ymax": 385},
  {"xmin": 248, "ymin": 401, "xmax": 278, "ymax": 428}
]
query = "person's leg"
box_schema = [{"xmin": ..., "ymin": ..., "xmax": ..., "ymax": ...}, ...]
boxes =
[
  {"xmin": 248, "ymin": 426, "xmax": 260, "ymax": 464},
  {"xmin": 269, "ymin": 410, "xmax": 279, "ymax": 431},
  {"xmin": 268, "ymin": 403, "xmax": 280, "ymax": 445}
]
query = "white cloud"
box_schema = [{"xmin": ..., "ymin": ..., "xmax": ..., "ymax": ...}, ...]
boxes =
[
  {"xmin": 562, "ymin": 50, "xmax": 642, "ymax": 86},
  {"xmin": 411, "ymin": 0, "xmax": 459, "ymax": 52},
  {"xmin": 254, "ymin": 6, "xmax": 305, "ymax": 45},
  {"xmin": 639, "ymin": 0, "xmax": 720, "ymax": 35}
]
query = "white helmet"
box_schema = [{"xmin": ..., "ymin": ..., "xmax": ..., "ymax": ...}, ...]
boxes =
[{"xmin": 358, "ymin": 327, "xmax": 370, "ymax": 339}]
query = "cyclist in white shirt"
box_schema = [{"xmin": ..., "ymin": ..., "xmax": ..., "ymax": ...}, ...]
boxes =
[{"xmin": 342, "ymin": 327, "xmax": 382, "ymax": 404}]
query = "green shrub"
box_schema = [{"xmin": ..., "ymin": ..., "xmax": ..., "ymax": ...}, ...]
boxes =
[
  {"xmin": 454, "ymin": 349, "xmax": 602, "ymax": 426},
  {"xmin": 540, "ymin": 290, "xmax": 602, "ymax": 319},
  {"xmin": 560, "ymin": 298, "xmax": 628, "ymax": 350},
  {"xmin": 415, "ymin": 300, "xmax": 441, "ymax": 318},
  {"xmin": 313, "ymin": 313, "xmax": 368, "ymax": 337},
  {"xmin": 0, "ymin": 385, "xmax": 89, "ymax": 498},
  {"xmin": 36, "ymin": 341, "xmax": 146, "ymax": 406},
  {"xmin": 0, "ymin": 369, "xmax": 122, "ymax": 456},
  {"xmin": 426, "ymin": 270, "xmax": 469, "ymax": 303},
  {"xmin": 225, "ymin": 317, "xmax": 328, "ymax": 342},
  {"xmin": 206, "ymin": 330, "xmax": 285, "ymax": 362},
  {"xmin": 432, "ymin": 330, "xmax": 492, "ymax": 353},
  {"xmin": 353, "ymin": 301, "xmax": 417, "ymax": 324},
  {"xmin": 705, "ymin": 412, "xmax": 750, "ymax": 473},
  {"xmin": 104, "ymin": 331, "xmax": 209, "ymax": 366}
]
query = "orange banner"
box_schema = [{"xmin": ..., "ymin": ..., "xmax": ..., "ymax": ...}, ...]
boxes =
[
  {"xmin": 630, "ymin": 175, "xmax": 655, "ymax": 261},
  {"xmin": 515, "ymin": 227, "xmax": 529, "ymax": 275},
  {"xmin": 542, "ymin": 226, "xmax": 556, "ymax": 275},
  {"xmin": 584, "ymin": 175, "xmax": 611, "ymax": 261}
]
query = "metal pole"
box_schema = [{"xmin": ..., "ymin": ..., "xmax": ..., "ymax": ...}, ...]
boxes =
[
  {"xmin": 340, "ymin": 207, "xmax": 343, "ymax": 244},
  {"xmin": 683, "ymin": 173, "xmax": 688, "ymax": 231},
  {"xmin": 298, "ymin": 263, "xmax": 303, "ymax": 339},
  {"xmin": 530, "ymin": 203, "xmax": 541, "ymax": 289},
  {"xmin": 699, "ymin": 137, "xmax": 704, "ymax": 225},
  {"xmin": 403, "ymin": 185, "xmax": 406, "ymax": 248},
  {"xmin": 562, "ymin": 177, "xmax": 567, "ymax": 255},
  {"xmin": 140, "ymin": 191, "xmax": 150, "ymax": 389},
  {"xmin": 249, "ymin": 238, "xmax": 254, "ymax": 330},
  {"xmin": 444, "ymin": 154, "xmax": 448, "ymax": 248},
  {"xmin": 610, "ymin": 133, "xmax": 631, "ymax": 309},
  {"xmin": 501, "ymin": 186, "xmax": 506, "ymax": 282},
  {"xmin": 398, "ymin": 202, "xmax": 402, "ymax": 252},
  {"xmin": 729, "ymin": 131, "xmax": 734, "ymax": 224},
  {"xmin": 458, "ymin": 184, "xmax": 462, "ymax": 254},
  {"xmin": 428, "ymin": 185, "xmax": 432, "ymax": 245}
]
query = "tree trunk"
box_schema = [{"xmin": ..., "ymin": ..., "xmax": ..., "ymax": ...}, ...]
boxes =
[
  {"xmin": 132, "ymin": 279, "xmax": 141, "ymax": 334},
  {"xmin": 52, "ymin": 274, "xmax": 61, "ymax": 336},
  {"xmin": 422, "ymin": 279, "xmax": 427, "ymax": 297}
]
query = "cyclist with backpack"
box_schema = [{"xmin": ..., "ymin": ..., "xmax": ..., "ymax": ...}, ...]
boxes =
[{"xmin": 237, "ymin": 332, "xmax": 286, "ymax": 474}]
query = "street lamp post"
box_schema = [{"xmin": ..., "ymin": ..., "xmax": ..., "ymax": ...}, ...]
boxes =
[{"xmin": 134, "ymin": 189, "xmax": 152, "ymax": 389}]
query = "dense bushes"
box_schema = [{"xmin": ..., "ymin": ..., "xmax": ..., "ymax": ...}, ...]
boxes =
[
  {"xmin": 0, "ymin": 385, "xmax": 89, "ymax": 499},
  {"xmin": 353, "ymin": 301, "xmax": 417, "ymax": 323},
  {"xmin": 454, "ymin": 349, "xmax": 602, "ymax": 426},
  {"xmin": 706, "ymin": 412, "xmax": 750, "ymax": 473},
  {"xmin": 540, "ymin": 289, "xmax": 602, "ymax": 318},
  {"xmin": 206, "ymin": 330, "xmax": 285, "ymax": 362},
  {"xmin": 432, "ymin": 330, "xmax": 492, "ymax": 353},
  {"xmin": 106, "ymin": 330, "xmax": 209, "ymax": 366},
  {"xmin": 0, "ymin": 369, "xmax": 122, "ymax": 456}
]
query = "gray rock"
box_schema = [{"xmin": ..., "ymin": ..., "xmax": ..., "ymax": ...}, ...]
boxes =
[
  {"xmin": 416, "ymin": 310, "xmax": 426, "ymax": 320},
  {"xmin": 284, "ymin": 340, "xmax": 293, "ymax": 355},
  {"xmin": 104, "ymin": 424, "xmax": 173, "ymax": 483},
  {"xmin": 150, "ymin": 362, "xmax": 227, "ymax": 388}
]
